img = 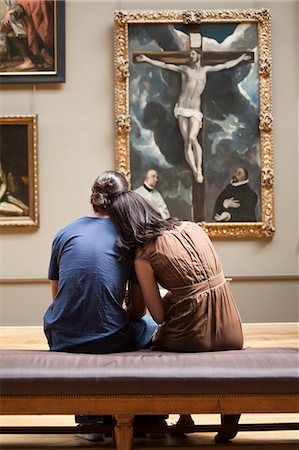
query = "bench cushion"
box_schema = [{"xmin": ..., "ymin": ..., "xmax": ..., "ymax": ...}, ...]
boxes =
[{"xmin": 1, "ymin": 347, "xmax": 298, "ymax": 397}]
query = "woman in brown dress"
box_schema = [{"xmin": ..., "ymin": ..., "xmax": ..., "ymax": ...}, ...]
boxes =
[
  {"xmin": 135, "ymin": 220, "xmax": 243, "ymax": 352},
  {"xmin": 98, "ymin": 170, "xmax": 243, "ymax": 442}
]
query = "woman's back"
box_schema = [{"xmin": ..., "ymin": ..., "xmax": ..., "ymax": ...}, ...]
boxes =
[
  {"xmin": 136, "ymin": 222, "xmax": 243, "ymax": 352},
  {"xmin": 137, "ymin": 221, "xmax": 222, "ymax": 289}
]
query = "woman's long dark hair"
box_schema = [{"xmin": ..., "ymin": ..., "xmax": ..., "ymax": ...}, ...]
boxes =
[{"xmin": 93, "ymin": 171, "xmax": 180, "ymax": 252}]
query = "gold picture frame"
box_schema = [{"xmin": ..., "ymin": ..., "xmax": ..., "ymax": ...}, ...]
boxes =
[
  {"xmin": 0, "ymin": 115, "xmax": 39, "ymax": 228},
  {"xmin": 114, "ymin": 8, "xmax": 274, "ymax": 238}
]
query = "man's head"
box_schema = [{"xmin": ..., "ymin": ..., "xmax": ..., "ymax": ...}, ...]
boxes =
[
  {"xmin": 189, "ymin": 49, "xmax": 201, "ymax": 64},
  {"xmin": 232, "ymin": 167, "xmax": 249, "ymax": 183},
  {"xmin": 91, "ymin": 171, "xmax": 128, "ymax": 213},
  {"xmin": 144, "ymin": 169, "xmax": 159, "ymax": 188}
]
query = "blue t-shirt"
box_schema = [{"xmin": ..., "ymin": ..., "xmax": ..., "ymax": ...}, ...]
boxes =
[{"xmin": 43, "ymin": 216, "xmax": 135, "ymax": 353}]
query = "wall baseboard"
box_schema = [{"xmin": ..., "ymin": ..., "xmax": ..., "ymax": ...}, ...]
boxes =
[{"xmin": 0, "ymin": 275, "xmax": 298, "ymax": 285}]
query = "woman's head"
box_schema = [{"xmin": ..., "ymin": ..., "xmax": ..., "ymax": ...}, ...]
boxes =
[
  {"xmin": 91, "ymin": 171, "xmax": 128, "ymax": 213},
  {"xmin": 111, "ymin": 189, "xmax": 179, "ymax": 252},
  {"xmin": 92, "ymin": 171, "xmax": 179, "ymax": 251}
]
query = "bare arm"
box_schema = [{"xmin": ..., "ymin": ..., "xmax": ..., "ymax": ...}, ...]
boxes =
[
  {"xmin": 136, "ymin": 54, "xmax": 183, "ymax": 73},
  {"xmin": 50, "ymin": 280, "xmax": 58, "ymax": 300},
  {"xmin": 206, "ymin": 53, "xmax": 251, "ymax": 73},
  {"xmin": 126, "ymin": 281, "xmax": 146, "ymax": 319},
  {"xmin": 134, "ymin": 258, "xmax": 165, "ymax": 324},
  {"xmin": 1, "ymin": 9, "xmax": 14, "ymax": 27}
]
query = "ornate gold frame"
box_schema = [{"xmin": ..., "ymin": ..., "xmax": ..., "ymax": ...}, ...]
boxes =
[
  {"xmin": 0, "ymin": 115, "xmax": 39, "ymax": 228},
  {"xmin": 114, "ymin": 9, "xmax": 274, "ymax": 238}
]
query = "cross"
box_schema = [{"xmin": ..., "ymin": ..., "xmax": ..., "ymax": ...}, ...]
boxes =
[{"xmin": 133, "ymin": 28, "xmax": 254, "ymax": 221}]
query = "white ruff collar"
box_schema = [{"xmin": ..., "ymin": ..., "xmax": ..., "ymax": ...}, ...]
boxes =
[{"xmin": 230, "ymin": 179, "xmax": 249, "ymax": 187}]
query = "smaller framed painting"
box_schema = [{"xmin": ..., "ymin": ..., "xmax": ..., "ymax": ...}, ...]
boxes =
[
  {"xmin": 0, "ymin": 115, "xmax": 39, "ymax": 228},
  {"xmin": 0, "ymin": 0, "xmax": 65, "ymax": 83}
]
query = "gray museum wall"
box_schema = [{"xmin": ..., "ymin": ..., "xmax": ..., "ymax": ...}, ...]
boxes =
[{"xmin": 0, "ymin": 0, "xmax": 298, "ymax": 326}]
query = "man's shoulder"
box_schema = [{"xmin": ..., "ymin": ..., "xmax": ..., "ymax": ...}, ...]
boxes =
[
  {"xmin": 241, "ymin": 183, "xmax": 257, "ymax": 195},
  {"xmin": 152, "ymin": 189, "xmax": 163, "ymax": 199},
  {"xmin": 62, "ymin": 216, "xmax": 90, "ymax": 229},
  {"xmin": 246, "ymin": 184, "xmax": 258, "ymax": 199},
  {"xmin": 134, "ymin": 185, "xmax": 151, "ymax": 197},
  {"xmin": 53, "ymin": 217, "xmax": 89, "ymax": 239},
  {"xmin": 134, "ymin": 185, "xmax": 145, "ymax": 193},
  {"xmin": 220, "ymin": 183, "xmax": 233, "ymax": 193}
]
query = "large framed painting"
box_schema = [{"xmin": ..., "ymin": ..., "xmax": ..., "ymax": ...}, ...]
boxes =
[
  {"xmin": 0, "ymin": 0, "xmax": 65, "ymax": 83},
  {"xmin": 0, "ymin": 115, "xmax": 39, "ymax": 227},
  {"xmin": 114, "ymin": 8, "xmax": 274, "ymax": 238}
]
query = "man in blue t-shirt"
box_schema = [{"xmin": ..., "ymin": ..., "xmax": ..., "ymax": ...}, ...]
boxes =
[
  {"xmin": 43, "ymin": 171, "xmax": 159, "ymax": 441},
  {"xmin": 44, "ymin": 216, "xmax": 155, "ymax": 353}
]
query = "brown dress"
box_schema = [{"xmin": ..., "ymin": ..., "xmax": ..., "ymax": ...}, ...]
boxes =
[{"xmin": 136, "ymin": 221, "xmax": 243, "ymax": 352}]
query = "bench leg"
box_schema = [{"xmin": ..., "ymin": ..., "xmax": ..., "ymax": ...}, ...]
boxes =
[
  {"xmin": 113, "ymin": 414, "xmax": 133, "ymax": 450},
  {"xmin": 215, "ymin": 414, "xmax": 241, "ymax": 443}
]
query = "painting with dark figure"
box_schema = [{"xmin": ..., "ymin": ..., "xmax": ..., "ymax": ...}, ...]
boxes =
[
  {"xmin": 0, "ymin": 0, "xmax": 65, "ymax": 83},
  {"xmin": 114, "ymin": 9, "xmax": 275, "ymax": 238},
  {"xmin": 0, "ymin": 115, "xmax": 39, "ymax": 227},
  {"xmin": 213, "ymin": 167, "xmax": 258, "ymax": 223},
  {"xmin": 129, "ymin": 21, "xmax": 260, "ymax": 221}
]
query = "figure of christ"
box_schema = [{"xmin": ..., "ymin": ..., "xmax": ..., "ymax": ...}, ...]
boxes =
[{"xmin": 136, "ymin": 50, "xmax": 251, "ymax": 183}]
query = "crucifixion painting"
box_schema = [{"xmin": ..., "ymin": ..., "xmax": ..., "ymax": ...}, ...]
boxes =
[{"xmin": 129, "ymin": 23, "xmax": 261, "ymax": 222}]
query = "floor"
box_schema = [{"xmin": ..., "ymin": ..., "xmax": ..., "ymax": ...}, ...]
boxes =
[{"xmin": 0, "ymin": 323, "xmax": 298, "ymax": 450}]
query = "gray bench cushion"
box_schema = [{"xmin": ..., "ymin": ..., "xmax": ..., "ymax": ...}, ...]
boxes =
[{"xmin": 1, "ymin": 347, "xmax": 298, "ymax": 397}]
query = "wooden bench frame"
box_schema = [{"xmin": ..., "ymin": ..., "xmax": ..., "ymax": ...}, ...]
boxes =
[{"xmin": 1, "ymin": 393, "xmax": 299, "ymax": 449}]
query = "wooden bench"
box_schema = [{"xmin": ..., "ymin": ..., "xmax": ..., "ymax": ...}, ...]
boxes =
[{"xmin": 0, "ymin": 347, "xmax": 298, "ymax": 449}]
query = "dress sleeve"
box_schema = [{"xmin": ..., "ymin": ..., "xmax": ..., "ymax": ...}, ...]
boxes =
[{"xmin": 134, "ymin": 245, "xmax": 151, "ymax": 263}]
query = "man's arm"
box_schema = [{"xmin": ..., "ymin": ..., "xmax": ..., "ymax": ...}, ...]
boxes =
[
  {"xmin": 213, "ymin": 185, "xmax": 232, "ymax": 221},
  {"xmin": 50, "ymin": 280, "xmax": 58, "ymax": 300},
  {"xmin": 223, "ymin": 197, "xmax": 241, "ymax": 209},
  {"xmin": 136, "ymin": 54, "xmax": 183, "ymax": 73},
  {"xmin": 155, "ymin": 192, "xmax": 170, "ymax": 219},
  {"xmin": 239, "ymin": 189, "xmax": 258, "ymax": 221},
  {"xmin": 214, "ymin": 196, "xmax": 240, "ymax": 221},
  {"xmin": 206, "ymin": 53, "xmax": 251, "ymax": 73},
  {"xmin": 126, "ymin": 281, "xmax": 146, "ymax": 319}
]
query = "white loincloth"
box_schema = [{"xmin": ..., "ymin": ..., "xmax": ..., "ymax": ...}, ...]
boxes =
[{"xmin": 174, "ymin": 103, "xmax": 203, "ymax": 123}]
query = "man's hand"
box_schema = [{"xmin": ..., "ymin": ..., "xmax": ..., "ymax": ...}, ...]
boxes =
[
  {"xmin": 242, "ymin": 53, "xmax": 251, "ymax": 61},
  {"xmin": 123, "ymin": 290, "xmax": 130, "ymax": 308},
  {"xmin": 136, "ymin": 54, "xmax": 146, "ymax": 62},
  {"xmin": 2, "ymin": 10, "xmax": 14, "ymax": 27},
  {"xmin": 126, "ymin": 282, "xmax": 146, "ymax": 319},
  {"xmin": 223, "ymin": 197, "xmax": 240, "ymax": 209},
  {"xmin": 214, "ymin": 212, "xmax": 231, "ymax": 222}
]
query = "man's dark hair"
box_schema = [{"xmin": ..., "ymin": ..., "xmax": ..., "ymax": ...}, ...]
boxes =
[
  {"xmin": 92, "ymin": 171, "xmax": 179, "ymax": 253},
  {"xmin": 240, "ymin": 166, "xmax": 249, "ymax": 180},
  {"xmin": 91, "ymin": 171, "xmax": 128, "ymax": 213}
]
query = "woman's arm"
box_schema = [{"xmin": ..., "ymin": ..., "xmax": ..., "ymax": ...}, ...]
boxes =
[
  {"xmin": 134, "ymin": 258, "xmax": 165, "ymax": 324},
  {"xmin": 126, "ymin": 281, "xmax": 146, "ymax": 319}
]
